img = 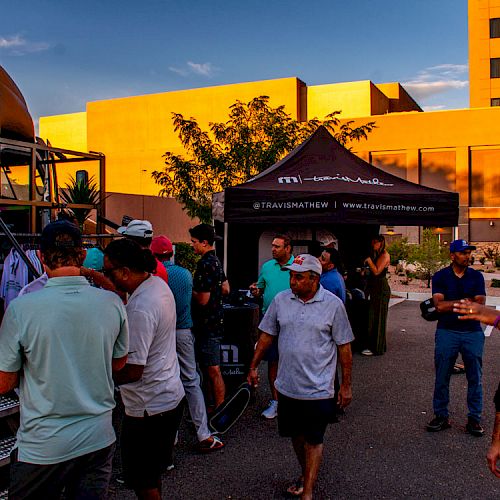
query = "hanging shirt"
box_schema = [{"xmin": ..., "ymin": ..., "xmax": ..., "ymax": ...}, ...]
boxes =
[{"xmin": 0, "ymin": 249, "xmax": 43, "ymax": 308}]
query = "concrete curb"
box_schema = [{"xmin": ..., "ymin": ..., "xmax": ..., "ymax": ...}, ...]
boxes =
[{"xmin": 391, "ymin": 290, "xmax": 500, "ymax": 306}]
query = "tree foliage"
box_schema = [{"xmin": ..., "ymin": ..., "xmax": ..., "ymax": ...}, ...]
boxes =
[
  {"xmin": 387, "ymin": 236, "xmax": 411, "ymax": 266},
  {"xmin": 152, "ymin": 96, "xmax": 375, "ymax": 222},
  {"xmin": 410, "ymin": 228, "xmax": 448, "ymax": 288}
]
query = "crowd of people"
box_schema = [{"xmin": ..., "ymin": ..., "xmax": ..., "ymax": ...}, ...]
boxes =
[{"xmin": 0, "ymin": 222, "xmax": 498, "ymax": 499}]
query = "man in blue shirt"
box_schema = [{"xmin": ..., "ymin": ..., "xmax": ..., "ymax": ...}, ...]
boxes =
[
  {"xmin": 249, "ymin": 234, "xmax": 294, "ymax": 419},
  {"xmin": 427, "ymin": 239, "xmax": 486, "ymax": 436},
  {"xmin": 319, "ymin": 247, "xmax": 346, "ymax": 303},
  {"xmin": 152, "ymin": 235, "xmax": 224, "ymax": 452}
]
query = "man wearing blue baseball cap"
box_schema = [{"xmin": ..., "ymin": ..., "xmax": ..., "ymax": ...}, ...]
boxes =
[{"xmin": 427, "ymin": 239, "xmax": 486, "ymax": 437}]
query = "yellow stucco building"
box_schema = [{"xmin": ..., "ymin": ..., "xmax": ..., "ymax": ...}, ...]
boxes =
[{"xmin": 39, "ymin": 0, "xmax": 500, "ymax": 242}]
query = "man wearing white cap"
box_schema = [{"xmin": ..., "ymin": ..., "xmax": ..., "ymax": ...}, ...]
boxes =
[
  {"xmin": 247, "ymin": 254, "xmax": 354, "ymax": 500},
  {"xmin": 117, "ymin": 219, "xmax": 168, "ymax": 284}
]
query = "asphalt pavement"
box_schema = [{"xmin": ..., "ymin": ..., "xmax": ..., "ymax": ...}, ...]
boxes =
[{"xmin": 111, "ymin": 301, "xmax": 500, "ymax": 499}]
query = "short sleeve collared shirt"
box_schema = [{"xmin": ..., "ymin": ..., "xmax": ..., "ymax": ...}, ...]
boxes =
[
  {"xmin": 192, "ymin": 250, "xmax": 226, "ymax": 337},
  {"xmin": 164, "ymin": 261, "xmax": 193, "ymax": 329},
  {"xmin": 0, "ymin": 276, "xmax": 128, "ymax": 464},
  {"xmin": 432, "ymin": 265, "xmax": 485, "ymax": 332},
  {"xmin": 259, "ymin": 285, "xmax": 354, "ymax": 400},
  {"xmin": 256, "ymin": 255, "xmax": 294, "ymax": 313},
  {"xmin": 320, "ymin": 268, "xmax": 346, "ymax": 303}
]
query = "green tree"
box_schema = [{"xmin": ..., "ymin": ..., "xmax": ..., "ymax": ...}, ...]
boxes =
[
  {"xmin": 152, "ymin": 96, "xmax": 375, "ymax": 222},
  {"xmin": 387, "ymin": 236, "xmax": 411, "ymax": 265},
  {"xmin": 410, "ymin": 228, "xmax": 448, "ymax": 288}
]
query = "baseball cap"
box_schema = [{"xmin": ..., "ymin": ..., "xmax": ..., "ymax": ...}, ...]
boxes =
[
  {"xmin": 283, "ymin": 254, "xmax": 322, "ymax": 275},
  {"xmin": 189, "ymin": 223, "xmax": 222, "ymax": 244},
  {"xmin": 449, "ymin": 239, "xmax": 476, "ymax": 253},
  {"xmin": 117, "ymin": 219, "xmax": 153, "ymax": 238},
  {"xmin": 40, "ymin": 220, "xmax": 82, "ymax": 251},
  {"xmin": 83, "ymin": 247, "xmax": 104, "ymax": 271},
  {"xmin": 151, "ymin": 235, "xmax": 173, "ymax": 255}
]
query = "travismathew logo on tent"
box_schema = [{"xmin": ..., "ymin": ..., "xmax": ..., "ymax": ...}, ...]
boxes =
[
  {"xmin": 278, "ymin": 174, "xmax": 394, "ymax": 187},
  {"xmin": 253, "ymin": 200, "xmax": 331, "ymax": 210}
]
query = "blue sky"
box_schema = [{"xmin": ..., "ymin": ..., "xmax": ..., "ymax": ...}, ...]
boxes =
[{"xmin": 1, "ymin": 0, "xmax": 469, "ymax": 126}]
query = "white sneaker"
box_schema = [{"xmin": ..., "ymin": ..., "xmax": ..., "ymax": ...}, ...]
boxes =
[
  {"xmin": 361, "ymin": 349, "xmax": 373, "ymax": 356},
  {"xmin": 261, "ymin": 399, "xmax": 278, "ymax": 419}
]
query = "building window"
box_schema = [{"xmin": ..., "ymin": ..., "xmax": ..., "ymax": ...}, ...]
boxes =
[
  {"xmin": 370, "ymin": 152, "xmax": 407, "ymax": 179},
  {"xmin": 491, "ymin": 58, "xmax": 500, "ymax": 78},
  {"xmin": 470, "ymin": 149, "xmax": 500, "ymax": 207},
  {"xmin": 420, "ymin": 151, "xmax": 456, "ymax": 192},
  {"xmin": 492, "ymin": 98, "xmax": 500, "ymax": 106},
  {"xmin": 491, "ymin": 18, "xmax": 500, "ymax": 38}
]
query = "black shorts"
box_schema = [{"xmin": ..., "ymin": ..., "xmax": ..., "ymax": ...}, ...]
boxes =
[
  {"xmin": 9, "ymin": 444, "xmax": 114, "ymax": 500},
  {"xmin": 277, "ymin": 393, "xmax": 336, "ymax": 445},
  {"xmin": 195, "ymin": 333, "xmax": 222, "ymax": 367},
  {"xmin": 121, "ymin": 402, "xmax": 184, "ymax": 491}
]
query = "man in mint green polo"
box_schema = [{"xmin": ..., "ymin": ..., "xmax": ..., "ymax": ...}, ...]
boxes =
[
  {"xmin": 0, "ymin": 220, "xmax": 128, "ymax": 499},
  {"xmin": 250, "ymin": 234, "xmax": 293, "ymax": 419}
]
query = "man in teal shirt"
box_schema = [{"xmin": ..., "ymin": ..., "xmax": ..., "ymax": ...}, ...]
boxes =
[
  {"xmin": 250, "ymin": 234, "xmax": 293, "ymax": 419},
  {"xmin": 0, "ymin": 220, "xmax": 128, "ymax": 499}
]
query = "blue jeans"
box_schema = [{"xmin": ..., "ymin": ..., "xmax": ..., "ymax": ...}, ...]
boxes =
[{"xmin": 433, "ymin": 328, "xmax": 485, "ymax": 421}]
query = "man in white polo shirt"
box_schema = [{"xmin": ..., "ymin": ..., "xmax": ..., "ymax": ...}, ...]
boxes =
[{"xmin": 248, "ymin": 254, "xmax": 353, "ymax": 500}]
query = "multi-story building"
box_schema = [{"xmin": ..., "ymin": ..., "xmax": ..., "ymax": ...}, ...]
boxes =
[{"xmin": 39, "ymin": 0, "xmax": 500, "ymax": 243}]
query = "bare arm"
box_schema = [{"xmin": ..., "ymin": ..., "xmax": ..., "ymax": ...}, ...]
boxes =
[
  {"xmin": 192, "ymin": 290, "xmax": 210, "ymax": 306},
  {"xmin": 0, "ymin": 370, "xmax": 19, "ymax": 394},
  {"xmin": 365, "ymin": 251, "xmax": 390, "ymax": 276},
  {"xmin": 487, "ymin": 412, "xmax": 500, "ymax": 477},
  {"xmin": 434, "ymin": 293, "xmax": 486, "ymax": 313},
  {"xmin": 453, "ymin": 300, "xmax": 498, "ymax": 325},
  {"xmin": 112, "ymin": 355, "xmax": 128, "ymax": 373},
  {"xmin": 221, "ymin": 280, "xmax": 230, "ymax": 296},
  {"xmin": 246, "ymin": 331, "xmax": 275, "ymax": 387},
  {"xmin": 113, "ymin": 363, "xmax": 144, "ymax": 386},
  {"xmin": 337, "ymin": 343, "xmax": 353, "ymax": 408}
]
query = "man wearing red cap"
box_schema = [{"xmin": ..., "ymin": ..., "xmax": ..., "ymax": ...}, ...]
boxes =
[{"xmin": 152, "ymin": 236, "xmax": 224, "ymax": 452}]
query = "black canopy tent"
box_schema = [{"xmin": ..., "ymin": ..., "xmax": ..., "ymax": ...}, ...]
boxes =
[{"xmin": 214, "ymin": 126, "xmax": 459, "ymax": 288}]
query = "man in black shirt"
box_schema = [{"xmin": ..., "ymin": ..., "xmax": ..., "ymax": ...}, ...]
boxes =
[{"xmin": 190, "ymin": 224, "xmax": 230, "ymax": 408}]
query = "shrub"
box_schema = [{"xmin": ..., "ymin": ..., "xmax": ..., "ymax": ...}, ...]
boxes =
[
  {"xmin": 479, "ymin": 256, "xmax": 486, "ymax": 265},
  {"xmin": 387, "ymin": 237, "xmax": 411, "ymax": 266},
  {"xmin": 484, "ymin": 245, "xmax": 500, "ymax": 261},
  {"xmin": 491, "ymin": 279, "xmax": 500, "ymax": 288},
  {"xmin": 173, "ymin": 242, "xmax": 199, "ymax": 274},
  {"xmin": 495, "ymin": 256, "xmax": 500, "ymax": 268}
]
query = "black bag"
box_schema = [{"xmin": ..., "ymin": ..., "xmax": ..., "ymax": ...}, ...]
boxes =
[{"xmin": 420, "ymin": 298, "xmax": 439, "ymax": 321}]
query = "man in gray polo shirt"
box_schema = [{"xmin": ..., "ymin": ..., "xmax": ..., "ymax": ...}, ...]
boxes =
[{"xmin": 248, "ymin": 254, "xmax": 354, "ymax": 500}]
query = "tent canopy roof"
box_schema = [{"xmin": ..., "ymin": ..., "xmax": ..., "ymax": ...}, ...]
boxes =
[{"xmin": 219, "ymin": 126, "xmax": 458, "ymax": 226}]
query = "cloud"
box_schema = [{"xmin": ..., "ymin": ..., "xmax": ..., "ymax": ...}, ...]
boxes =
[
  {"xmin": 169, "ymin": 61, "xmax": 217, "ymax": 78},
  {"xmin": 402, "ymin": 63, "xmax": 468, "ymax": 100},
  {"xmin": 0, "ymin": 34, "xmax": 51, "ymax": 56},
  {"xmin": 422, "ymin": 104, "xmax": 446, "ymax": 112}
]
